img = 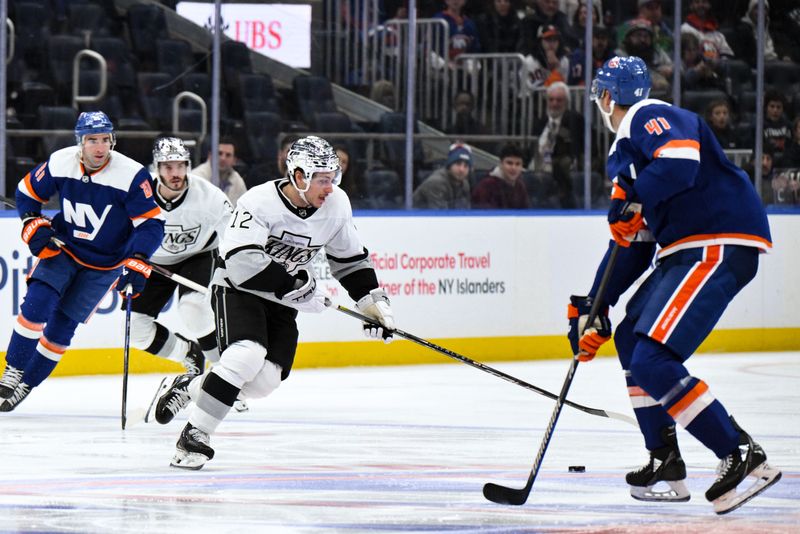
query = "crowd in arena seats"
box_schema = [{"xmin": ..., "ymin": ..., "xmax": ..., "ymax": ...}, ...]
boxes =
[{"xmin": 5, "ymin": 0, "xmax": 800, "ymax": 207}]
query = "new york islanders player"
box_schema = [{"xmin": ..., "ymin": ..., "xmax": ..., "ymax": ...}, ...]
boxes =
[
  {"xmin": 151, "ymin": 136, "xmax": 395, "ymax": 469},
  {"xmin": 126, "ymin": 137, "xmax": 231, "ymax": 380},
  {"xmin": 567, "ymin": 57, "xmax": 781, "ymax": 514},
  {"xmin": 0, "ymin": 111, "xmax": 165, "ymax": 411}
]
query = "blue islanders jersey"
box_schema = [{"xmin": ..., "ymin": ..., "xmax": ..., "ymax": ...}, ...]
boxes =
[
  {"xmin": 16, "ymin": 146, "xmax": 165, "ymax": 268},
  {"xmin": 607, "ymin": 99, "xmax": 771, "ymax": 258}
]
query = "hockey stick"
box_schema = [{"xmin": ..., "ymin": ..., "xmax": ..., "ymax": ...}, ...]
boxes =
[
  {"xmin": 121, "ymin": 284, "xmax": 133, "ymax": 430},
  {"xmin": 333, "ymin": 303, "xmax": 635, "ymax": 426},
  {"xmin": 483, "ymin": 243, "xmax": 621, "ymax": 505}
]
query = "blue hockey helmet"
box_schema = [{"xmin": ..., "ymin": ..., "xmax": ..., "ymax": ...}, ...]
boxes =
[
  {"xmin": 590, "ymin": 56, "xmax": 651, "ymax": 106},
  {"xmin": 74, "ymin": 111, "xmax": 115, "ymax": 146}
]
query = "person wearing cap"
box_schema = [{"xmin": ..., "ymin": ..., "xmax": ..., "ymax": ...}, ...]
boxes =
[
  {"xmin": 518, "ymin": 0, "xmax": 570, "ymax": 57},
  {"xmin": 521, "ymin": 23, "xmax": 570, "ymax": 93},
  {"xmin": 680, "ymin": 0, "xmax": 734, "ymax": 63},
  {"xmin": 730, "ymin": 0, "xmax": 782, "ymax": 68},
  {"xmin": 634, "ymin": 0, "xmax": 673, "ymax": 57},
  {"xmin": 567, "ymin": 24, "xmax": 614, "ymax": 86},
  {"xmin": 413, "ymin": 143, "xmax": 472, "ymax": 209},
  {"xmin": 616, "ymin": 18, "xmax": 672, "ymax": 96}
]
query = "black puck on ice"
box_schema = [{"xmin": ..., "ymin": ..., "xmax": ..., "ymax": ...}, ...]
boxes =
[{"xmin": 568, "ymin": 465, "xmax": 586, "ymax": 473}]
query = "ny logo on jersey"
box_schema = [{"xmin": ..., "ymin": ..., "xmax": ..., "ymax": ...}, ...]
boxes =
[
  {"xmin": 62, "ymin": 199, "xmax": 112, "ymax": 241},
  {"xmin": 645, "ymin": 117, "xmax": 671, "ymax": 135},
  {"xmin": 265, "ymin": 231, "xmax": 320, "ymax": 273},
  {"xmin": 162, "ymin": 224, "xmax": 200, "ymax": 254}
]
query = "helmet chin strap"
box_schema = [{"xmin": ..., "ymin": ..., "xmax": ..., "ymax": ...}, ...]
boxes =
[{"xmin": 596, "ymin": 98, "xmax": 617, "ymax": 133}]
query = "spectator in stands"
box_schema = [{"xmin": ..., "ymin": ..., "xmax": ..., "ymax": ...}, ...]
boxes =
[
  {"xmin": 771, "ymin": 0, "xmax": 800, "ymax": 63},
  {"xmin": 518, "ymin": 0, "xmax": 570, "ymax": 56},
  {"xmin": 446, "ymin": 91, "xmax": 491, "ymax": 151},
  {"xmin": 729, "ymin": 0, "xmax": 781, "ymax": 68},
  {"xmin": 521, "ymin": 24, "xmax": 570, "ymax": 92},
  {"xmin": 334, "ymin": 144, "xmax": 363, "ymax": 201},
  {"xmin": 681, "ymin": 32, "xmax": 725, "ymax": 92},
  {"xmin": 680, "ymin": 0, "xmax": 734, "ymax": 63},
  {"xmin": 529, "ymin": 82, "xmax": 582, "ymax": 208},
  {"xmin": 616, "ymin": 18, "xmax": 672, "ymax": 96},
  {"xmin": 476, "ymin": 0, "xmax": 522, "ymax": 53},
  {"xmin": 743, "ymin": 145, "xmax": 776, "ymax": 199},
  {"xmin": 632, "ymin": 0, "xmax": 673, "ymax": 58},
  {"xmin": 567, "ymin": 25, "xmax": 614, "ymax": 85},
  {"xmin": 433, "ymin": 0, "xmax": 482, "ymax": 65},
  {"xmin": 769, "ymin": 168, "xmax": 800, "ymax": 205},
  {"xmin": 370, "ymin": 79, "xmax": 397, "ymax": 110},
  {"xmin": 471, "ymin": 143, "xmax": 530, "ymax": 209},
  {"xmin": 413, "ymin": 143, "xmax": 472, "ymax": 209},
  {"xmin": 763, "ymin": 90, "xmax": 793, "ymax": 157},
  {"xmin": 704, "ymin": 99, "xmax": 740, "ymax": 149},
  {"xmin": 778, "ymin": 117, "xmax": 800, "ymax": 168},
  {"xmin": 563, "ymin": 0, "xmax": 603, "ymax": 50},
  {"xmin": 194, "ymin": 136, "xmax": 247, "ymax": 206}
]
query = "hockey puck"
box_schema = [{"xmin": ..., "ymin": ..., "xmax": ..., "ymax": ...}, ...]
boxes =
[{"xmin": 568, "ymin": 465, "xmax": 586, "ymax": 473}]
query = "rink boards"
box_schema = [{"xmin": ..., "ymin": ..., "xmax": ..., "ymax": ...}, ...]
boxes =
[{"xmin": 0, "ymin": 211, "xmax": 798, "ymax": 376}]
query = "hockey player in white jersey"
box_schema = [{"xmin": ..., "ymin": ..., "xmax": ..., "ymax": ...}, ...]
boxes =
[
  {"xmin": 152, "ymin": 136, "xmax": 395, "ymax": 469},
  {"xmin": 126, "ymin": 137, "xmax": 231, "ymax": 380}
]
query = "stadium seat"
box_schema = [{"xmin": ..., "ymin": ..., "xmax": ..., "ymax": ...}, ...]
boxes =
[
  {"xmin": 244, "ymin": 111, "xmax": 282, "ymax": 165},
  {"xmin": 721, "ymin": 59, "xmax": 754, "ymax": 96},
  {"xmin": 181, "ymin": 72, "xmax": 212, "ymax": 100},
  {"xmin": 46, "ymin": 35, "xmax": 85, "ymax": 95},
  {"xmin": 68, "ymin": 3, "xmax": 110, "ymax": 40},
  {"xmin": 90, "ymin": 36, "xmax": 138, "ymax": 92},
  {"xmin": 221, "ymin": 41, "xmax": 253, "ymax": 96},
  {"xmin": 38, "ymin": 106, "xmax": 78, "ymax": 154},
  {"xmin": 137, "ymin": 72, "xmax": 174, "ymax": 130},
  {"xmin": 765, "ymin": 61, "xmax": 800, "ymax": 93},
  {"xmin": 681, "ymin": 90, "xmax": 729, "ymax": 116},
  {"xmin": 235, "ymin": 73, "xmax": 279, "ymax": 117},
  {"xmin": 12, "ymin": 2, "xmax": 52, "ymax": 69},
  {"xmin": 376, "ymin": 111, "xmax": 425, "ymax": 174},
  {"xmin": 293, "ymin": 75, "xmax": 337, "ymax": 126},
  {"xmin": 126, "ymin": 4, "xmax": 168, "ymax": 69},
  {"xmin": 156, "ymin": 38, "xmax": 193, "ymax": 79},
  {"xmin": 361, "ymin": 168, "xmax": 403, "ymax": 209}
]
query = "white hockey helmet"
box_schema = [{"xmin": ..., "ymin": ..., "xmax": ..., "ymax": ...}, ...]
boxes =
[
  {"xmin": 153, "ymin": 136, "xmax": 191, "ymax": 170},
  {"xmin": 285, "ymin": 136, "xmax": 341, "ymax": 193}
]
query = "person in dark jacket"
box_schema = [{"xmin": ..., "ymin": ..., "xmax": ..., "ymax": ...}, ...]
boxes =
[{"xmin": 471, "ymin": 143, "xmax": 530, "ymax": 209}]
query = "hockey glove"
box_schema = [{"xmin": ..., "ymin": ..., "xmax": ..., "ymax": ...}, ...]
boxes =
[
  {"xmin": 607, "ymin": 174, "xmax": 645, "ymax": 248},
  {"xmin": 117, "ymin": 255, "xmax": 152, "ymax": 298},
  {"xmin": 281, "ymin": 269, "xmax": 329, "ymax": 313},
  {"xmin": 355, "ymin": 288, "xmax": 395, "ymax": 343},
  {"xmin": 567, "ymin": 295, "xmax": 612, "ymax": 362},
  {"xmin": 21, "ymin": 214, "xmax": 61, "ymax": 259}
]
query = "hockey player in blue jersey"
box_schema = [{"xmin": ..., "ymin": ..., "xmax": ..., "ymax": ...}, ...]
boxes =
[
  {"xmin": 0, "ymin": 111, "xmax": 165, "ymax": 411},
  {"xmin": 567, "ymin": 56, "xmax": 781, "ymax": 514}
]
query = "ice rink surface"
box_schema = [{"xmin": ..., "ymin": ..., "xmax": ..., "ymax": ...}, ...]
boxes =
[{"xmin": 0, "ymin": 351, "xmax": 797, "ymax": 533}]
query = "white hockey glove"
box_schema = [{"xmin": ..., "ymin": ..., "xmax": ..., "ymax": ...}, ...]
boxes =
[
  {"xmin": 355, "ymin": 288, "xmax": 395, "ymax": 343},
  {"xmin": 281, "ymin": 269, "xmax": 329, "ymax": 314}
]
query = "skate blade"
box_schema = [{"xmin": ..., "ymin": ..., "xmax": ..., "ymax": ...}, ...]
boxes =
[
  {"xmin": 631, "ymin": 480, "xmax": 691, "ymax": 502},
  {"xmin": 170, "ymin": 449, "xmax": 210, "ymax": 470},
  {"xmin": 144, "ymin": 377, "xmax": 169, "ymax": 424},
  {"xmin": 713, "ymin": 463, "xmax": 782, "ymax": 515}
]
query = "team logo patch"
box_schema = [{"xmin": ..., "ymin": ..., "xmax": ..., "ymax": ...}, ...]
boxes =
[
  {"xmin": 35, "ymin": 162, "xmax": 47, "ymax": 182},
  {"xmin": 265, "ymin": 231, "xmax": 320, "ymax": 272},
  {"xmin": 140, "ymin": 180, "xmax": 153, "ymax": 198},
  {"xmin": 608, "ymin": 57, "xmax": 620, "ymax": 68},
  {"xmin": 162, "ymin": 224, "xmax": 200, "ymax": 254}
]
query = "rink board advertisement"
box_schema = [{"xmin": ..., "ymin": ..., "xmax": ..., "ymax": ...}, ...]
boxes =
[{"xmin": 0, "ymin": 213, "xmax": 798, "ymax": 375}]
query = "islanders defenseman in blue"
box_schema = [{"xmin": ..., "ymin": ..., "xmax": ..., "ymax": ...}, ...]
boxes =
[
  {"xmin": 0, "ymin": 112, "xmax": 165, "ymax": 411},
  {"xmin": 567, "ymin": 57, "xmax": 781, "ymax": 514}
]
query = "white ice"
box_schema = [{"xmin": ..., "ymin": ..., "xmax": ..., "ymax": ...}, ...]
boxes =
[{"xmin": 0, "ymin": 351, "xmax": 797, "ymax": 533}]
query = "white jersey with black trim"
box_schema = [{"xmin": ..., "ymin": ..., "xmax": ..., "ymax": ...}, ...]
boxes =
[
  {"xmin": 213, "ymin": 179, "xmax": 372, "ymax": 302},
  {"xmin": 150, "ymin": 172, "xmax": 233, "ymax": 266}
]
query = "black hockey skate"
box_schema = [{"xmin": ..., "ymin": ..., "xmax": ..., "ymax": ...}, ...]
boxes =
[
  {"xmin": 0, "ymin": 382, "xmax": 31, "ymax": 412},
  {"xmin": 154, "ymin": 373, "xmax": 193, "ymax": 425},
  {"xmin": 176, "ymin": 334, "xmax": 205, "ymax": 376},
  {"xmin": 705, "ymin": 417, "xmax": 782, "ymax": 515},
  {"xmin": 626, "ymin": 426, "xmax": 690, "ymax": 502},
  {"xmin": 0, "ymin": 365, "xmax": 24, "ymax": 399},
  {"xmin": 171, "ymin": 422, "xmax": 215, "ymax": 470}
]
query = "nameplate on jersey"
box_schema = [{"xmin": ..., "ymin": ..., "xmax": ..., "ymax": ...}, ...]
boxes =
[
  {"xmin": 62, "ymin": 200, "xmax": 112, "ymax": 241},
  {"xmin": 162, "ymin": 224, "xmax": 201, "ymax": 254}
]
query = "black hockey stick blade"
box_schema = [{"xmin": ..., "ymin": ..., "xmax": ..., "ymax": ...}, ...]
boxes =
[
  {"xmin": 332, "ymin": 303, "xmax": 635, "ymax": 426},
  {"xmin": 483, "ymin": 482, "xmax": 532, "ymax": 506}
]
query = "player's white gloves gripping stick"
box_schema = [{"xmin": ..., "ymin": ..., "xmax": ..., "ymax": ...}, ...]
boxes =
[
  {"xmin": 280, "ymin": 269, "xmax": 329, "ymax": 313},
  {"xmin": 355, "ymin": 288, "xmax": 395, "ymax": 343}
]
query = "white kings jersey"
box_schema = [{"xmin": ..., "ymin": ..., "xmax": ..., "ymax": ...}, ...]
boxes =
[
  {"xmin": 212, "ymin": 179, "xmax": 374, "ymax": 302},
  {"xmin": 150, "ymin": 173, "xmax": 233, "ymax": 265}
]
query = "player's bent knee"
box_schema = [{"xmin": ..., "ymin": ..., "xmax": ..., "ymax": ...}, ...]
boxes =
[
  {"xmin": 214, "ymin": 340, "xmax": 267, "ymax": 388},
  {"xmin": 241, "ymin": 361, "xmax": 282, "ymax": 399},
  {"xmin": 178, "ymin": 291, "xmax": 215, "ymax": 338},
  {"xmin": 129, "ymin": 312, "xmax": 157, "ymax": 349}
]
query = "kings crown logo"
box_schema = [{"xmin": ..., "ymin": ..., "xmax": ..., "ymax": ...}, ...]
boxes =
[{"xmin": 162, "ymin": 224, "xmax": 200, "ymax": 254}]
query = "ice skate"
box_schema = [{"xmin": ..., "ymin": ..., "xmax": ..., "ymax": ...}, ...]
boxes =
[
  {"xmin": 0, "ymin": 365, "xmax": 24, "ymax": 399},
  {"xmin": 171, "ymin": 423, "xmax": 214, "ymax": 470},
  {"xmin": 176, "ymin": 334, "xmax": 205, "ymax": 376},
  {"xmin": 626, "ymin": 426, "xmax": 690, "ymax": 502},
  {"xmin": 154, "ymin": 373, "xmax": 193, "ymax": 425},
  {"xmin": 0, "ymin": 382, "xmax": 32, "ymax": 412},
  {"xmin": 233, "ymin": 395, "xmax": 249, "ymax": 413},
  {"xmin": 706, "ymin": 418, "xmax": 782, "ymax": 515},
  {"xmin": 144, "ymin": 377, "xmax": 168, "ymax": 423}
]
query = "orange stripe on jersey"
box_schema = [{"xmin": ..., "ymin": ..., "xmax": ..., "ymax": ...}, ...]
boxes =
[
  {"xmin": 659, "ymin": 233, "xmax": 773, "ymax": 256},
  {"xmin": 650, "ymin": 245, "xmax": 721, "ymax": 343},
  {"xmin": 60, "ymin": 246, "xmax": 126, "ymax": 271},
  {"xmin": 39, "ymin": 336, "xmax": 67, "ymax": 355},
  {"xmin": 627, "ymin": 386, "xmax": 648, "ymax": 397},
  {"xmin": 17, "ymin": 315, "xmax": 44, "ymax": 332},
  {"xmin": 610, "ymin": 182, "xmax": 626, "ymax": 200},
  {"xmin": 652, "ymin": 139, "xmax": 700, "ymax": 158},
  {"xmin": 667, "ymin": 380, "xmax": 709, "ymax": 419},
  {"xmin": 22, "ymin": 173, "xmax": 48, "ymax": 203},
  {"xmin": 132, "ymin": 206, "xmax": 162, "ymax": 220}
]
